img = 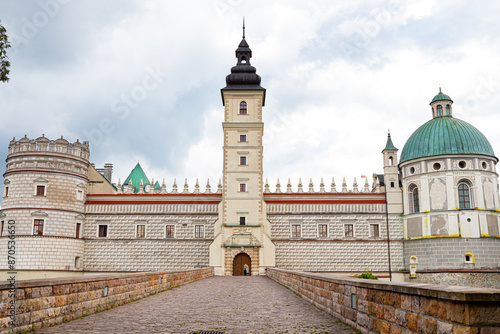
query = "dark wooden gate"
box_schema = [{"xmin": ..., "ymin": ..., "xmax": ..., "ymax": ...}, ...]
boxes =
[{"xmin": 233, "ymin": 253, "xmax": 251, "ymax": 276}]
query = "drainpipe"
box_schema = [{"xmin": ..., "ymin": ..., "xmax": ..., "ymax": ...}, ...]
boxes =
[{"xmin": 383, "ymin": 180, "xmax": 393, "ymax": 281}]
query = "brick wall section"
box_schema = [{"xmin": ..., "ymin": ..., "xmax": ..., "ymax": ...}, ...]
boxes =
[
  {"xmin": 0, "ymin": 267, "xmax": 213, "ymax": 334},
  {"xmin": 267, "ymin": 268, "xmax": 500, "ymax": 334}
]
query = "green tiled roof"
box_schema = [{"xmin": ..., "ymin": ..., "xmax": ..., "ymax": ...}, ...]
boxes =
[
  {"xmin": 383, "ymin": 134, "xmax": 397, "ymax": 151},
  {"xmin": 400, "ymin": 117, "xmax": 496, "ymax": 163},
  {"xmin": 123, "ymin": 163, "xmax": 150, "ymax": 193}
]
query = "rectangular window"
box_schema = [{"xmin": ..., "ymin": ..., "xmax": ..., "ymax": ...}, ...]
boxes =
[
  {"xmin": 165, "ymin": 225, "xmax": 175, "ymax": 238},
  {"xmin": 36, "ymin": 185, "xmax": 45, "ymax": 196},
  {"xmin": 344, "ymin": 224, "xmax": 354, "ymax": 237},
  {"xmin": 240, "ymin": 183, "xmax": 246, "ymax": 192},
  {"xmin": 1, "ymin": 221, "xmax": 3, "ymax": 236},
  {"xmin": 76, "ymin": 190, "xmax": 83, "ymax": 201},
  {"xmin": 4, "ymin": 186, "xmax": 8, "ymax": 197},
  {"xmin": 34, "ymin": 219, "xmax": 44, "ymax": 235},
  {"xmin": 136, "ymin": 225, "xmax": 145, "ymax": 238},
  {"xmin": 318, "ymin": 224, "xmax": 328, "ymax": 237},
  {"xmin": 370, "ymin": 224, "xmax": 380, "ymax": 237},
  {"xmin": 195, "ymin": 225, "xmax": 204, "ymax": 238},
  {"xmin": 291, "ymin": 224, "xmax": 301, "ymax": 238},
  {"xmin": 239, "ymin": 217, "xmax": 246, "ymax": 225},
  {"xmin": 76, "ymin": 223, "xmax": 81, "ymax": 239},
  {"xmin": 98, "ymin": 225, "xmax": 108, "ymax": 238},
  {"xmin": 240, "ymin": 156, "xmax": 247, "ymax": 165},
  {"xmin": 240, "ymin": 135, "xmax": 247, "ymax": 142}
]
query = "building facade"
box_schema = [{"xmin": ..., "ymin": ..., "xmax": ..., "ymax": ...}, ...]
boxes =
[{"xmin": 1, "ymin": 34, "xmax": 499, "ymax": 287}]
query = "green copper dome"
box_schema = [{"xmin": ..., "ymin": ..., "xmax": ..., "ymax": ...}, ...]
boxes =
[
  {"xmin": 431, "ymin": 89, "xmax": 453, "ymax": 103},
  {"xmin": 400, "ymin": 117, "xmax": 496, "ymax": 163}
]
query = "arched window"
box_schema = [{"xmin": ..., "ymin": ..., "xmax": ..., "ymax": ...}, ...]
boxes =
[
  {"xmin": 458, "ymin": 181, "xmax": 472, "ymax": 209},
  {"xmin": 445, "ymin": 104, "xmax": 451, "ymax": 116},
  {"xmin": 388, "ymin": 156, "xmax": 393, "ymax": 165},
  {"xmin": 437, "ymin": 105, "xmax": 443, "ymax": 116},
  {"xmin": 239, "ymin": 101, "xmax": 247, "ymax": 115},
  {"xmin": 408, "ymin": 184, "xmax": 420, "ymax": 213}
]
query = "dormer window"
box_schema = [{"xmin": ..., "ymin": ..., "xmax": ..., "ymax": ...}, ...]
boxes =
[
  {"xmin": 437, "ymin": 105, "xmax": 443, "ymax": 116},
  {"xmin": 239, "ymin": 101, "xmax": 247, "ymax": 115}
]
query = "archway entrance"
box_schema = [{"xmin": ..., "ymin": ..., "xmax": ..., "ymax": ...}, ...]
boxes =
[{"xmin": 233, "ymin": 253, "xmax": 251, "ymax": 276}]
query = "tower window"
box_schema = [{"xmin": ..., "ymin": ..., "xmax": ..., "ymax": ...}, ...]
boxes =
[
  {"xmin": 240, "ymin": 184, "xmax": 246, "ymax": 192},
  {"xmin": 240, "ymin": 135, "xmax": 247, "ymax": 142},
  {"xmin": 34, "ymin": 219, "xmax": 44, "ymax": 235},
  {"xmin": 445, "ymin": 105, "xmax": 451, "ymax": 115},
  {"xmin": 437, "ymin": 105, "xmax": 443, "ymax": 116},
  {"xmin": 76, "ymin": 223, "xmax": 81, "ymax": 239},
  {"xmin": 4, "ymin": 186, "xmax": 8, "ymax": 197},
  {"xmin": 408, "ymin": 184, "xmax": 420, "ymax": 213},
  {"xmin": 458, "ymin": 182, "xmax": 471, "ymax": 209},
  {"xmin": 388, "ymin": 156, "xmax": 393, "ymax": 165},
  {"xmin": 239, "ymin": 101, "xmax": 247, "ymax": 115},
  {"xmin": 36, "ymin": 185, "xmax": 45, "ymax": 196},
  {"xmin": 239, "ymin": 217, "xmax": 246, "ymax": 225},
  {"xmin": 240, "ymin": 156, "xmax": 247, "ymax": 165}
]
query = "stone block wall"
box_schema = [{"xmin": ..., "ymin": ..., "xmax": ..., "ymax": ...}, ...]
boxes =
[
  {"xmin": 0, "ymin": 267, "xmax": 213, "ymax": 334},
  {"xmin": 267, "ymin": 268, "xmax": 500, "ymax": 334},
  {"xmin": 403, "ymin": 237, "xmax": 500, "ymax": 270}
]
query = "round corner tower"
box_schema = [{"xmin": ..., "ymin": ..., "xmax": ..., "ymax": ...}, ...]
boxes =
[
  {"xmin": 399, "ymin": 89, "xmax": 500, "ymax": 286},
  {"xmin": 1, "ymin": 135, "xmax": 90, "ymax": 276}
]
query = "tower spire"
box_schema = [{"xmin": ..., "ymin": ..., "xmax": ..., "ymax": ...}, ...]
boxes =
[{"xmin": 242, "ymin": 17, "xmax": 245, "ymax": 39}]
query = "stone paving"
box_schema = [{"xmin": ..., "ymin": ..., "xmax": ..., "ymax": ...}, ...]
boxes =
[{"xmin": 37, "ymin": 276, "xmax": 357, "ymax": 334}]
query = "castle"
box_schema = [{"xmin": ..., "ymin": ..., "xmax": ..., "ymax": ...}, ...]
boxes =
[{"xmin": 1, "ymin": 31, "xmax": 499, "ymax": 288}]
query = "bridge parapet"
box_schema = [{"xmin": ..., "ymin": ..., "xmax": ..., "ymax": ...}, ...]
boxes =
[
  {"xmin": 266, "ymin": 267, "xmax": 500, "ymax": 333},
  {"xmin": 0, "ymin": 267, "xmax": 213, "ymax": 333}
]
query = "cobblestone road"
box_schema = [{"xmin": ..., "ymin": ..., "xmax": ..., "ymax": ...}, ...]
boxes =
[{"xmin": 38, "ymin": 276, "xmax": 357, "ymax": 334}]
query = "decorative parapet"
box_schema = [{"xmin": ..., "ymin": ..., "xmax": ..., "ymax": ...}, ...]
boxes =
[
  {"xmin": 264, "ymin": 177, "xmax": 378, "ymax": 194},
  {"xmin": 118, "ymin": 178, "xmax": 223, "ymax": 195},
  {"xmin": 8, "ymin": 135, "xmax": 90, "ymax": 160}
]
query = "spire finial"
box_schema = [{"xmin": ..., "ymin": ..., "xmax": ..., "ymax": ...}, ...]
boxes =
[
  {"xmin": 439, "ymin": 85, "xmax": 441, "ymax": 92},
  {"xmin": 242, "ymin": 17, "xmax": 245, "ymax": 39}
]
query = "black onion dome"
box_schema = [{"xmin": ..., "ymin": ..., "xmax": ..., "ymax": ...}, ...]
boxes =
[{"xmin": 222, "ymin": 37, "xmax": 265, "ymax": 91}]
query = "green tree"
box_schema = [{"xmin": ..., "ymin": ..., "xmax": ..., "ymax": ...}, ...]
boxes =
[{"xmin": 0, "ymin": 20, "xmax": 11, "ymax": 82}]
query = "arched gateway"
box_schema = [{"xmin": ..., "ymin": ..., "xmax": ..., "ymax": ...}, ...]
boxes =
[{"xmin": 233, "ymin": 253, "xmax": 251, "ymax": 276}]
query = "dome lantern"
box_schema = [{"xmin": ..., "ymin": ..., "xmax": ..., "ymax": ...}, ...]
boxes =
[{"xmin": 430, "ymin": 87, "xmax": 453, "ymax": 118}]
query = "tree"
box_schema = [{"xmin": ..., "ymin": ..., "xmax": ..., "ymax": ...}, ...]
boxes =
[{"xmin": 0, "ymin": 20, "xmax": 11, "ymax": 83}]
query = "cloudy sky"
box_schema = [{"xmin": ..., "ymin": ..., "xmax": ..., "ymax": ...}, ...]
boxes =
[{"xmin": 1, "ymin": 0, "xmax": 500, "ymax": 193}]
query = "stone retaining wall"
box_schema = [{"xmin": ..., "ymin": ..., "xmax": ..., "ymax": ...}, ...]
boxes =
[
  {"xmin": 267, "ymin": 268, "xmax": 500, "ymax": 334},
  {"xmin": 0, "ymin": 267, "xmax": 213, "ymax": 334}
]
